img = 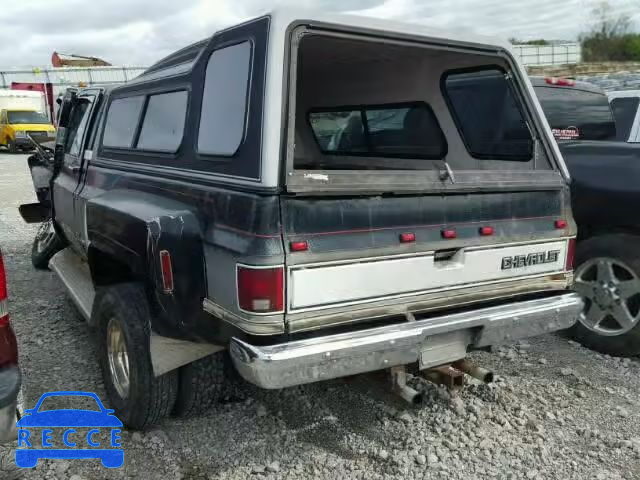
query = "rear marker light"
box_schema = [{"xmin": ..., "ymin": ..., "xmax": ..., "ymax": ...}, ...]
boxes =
[
  {"xmin": 159, "ymin": 250, "xmax": 174, "ymax": 294},
  {"xmin": 555, "ymin": 219, "xmax": 568, "ymax": 229},
  {"xmin": 290, "ymin": 241, "xmax": 309, "ymax": 252},
  {"xmin": 441, "ymin": 229, "xmax": 457, "ymax": 239},
  {"xmin": 237, "ymin": 266, "xmax": 284, "ymax": 313},
  {"xmin": 479, "ymin": 226, "xmax": 494, "ymax": 236},
  {"xmin": 400, "ymin": 232, "xmax": 416, "ymax": 243},
  {"xmin": 566, "ymin": 238, "xmax": 576, "ymax": 271}
]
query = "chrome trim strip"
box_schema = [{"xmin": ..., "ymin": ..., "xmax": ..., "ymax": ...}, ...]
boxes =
[
  {"xmin": 287, "ymin": 272, "xmax": 573, "ymax": 333},
  {"xmin": 203, "ymin": 298, "xmax": 285, "ymax": 335},
  {"xmin": 230, "ymin": 293, "xmax": 583, "ymax": 389}
]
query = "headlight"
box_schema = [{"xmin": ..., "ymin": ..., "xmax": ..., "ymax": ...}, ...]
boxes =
[{"xmin": 14, "ymin": 131, "xmax": 27, "ymax": 138}]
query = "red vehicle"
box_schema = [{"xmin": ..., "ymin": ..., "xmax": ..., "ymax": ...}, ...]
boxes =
[{"xmin": 0, "ymin": 250, "xmax": 20, "ymax": 439}]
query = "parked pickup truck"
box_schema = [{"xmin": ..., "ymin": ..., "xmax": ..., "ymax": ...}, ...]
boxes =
[
  {"xmin": 20, "ymin": 11, "xmax": 582, "ymax": 429},
  {"xmin": 532, "ymin": 77, "xmax": 640, "ymax": 356},
  {"xmin": 608, "ymin": 90, "xmax": 640, "ymax": 143}
]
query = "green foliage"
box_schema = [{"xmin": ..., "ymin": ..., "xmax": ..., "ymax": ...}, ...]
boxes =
[
  {"xmin": 580, "ymin": 1, "xmax": 640, "ymax": 61},
  {"xmin": 581, "ymin": 33, "xmax": 640, "ymax": 61}
]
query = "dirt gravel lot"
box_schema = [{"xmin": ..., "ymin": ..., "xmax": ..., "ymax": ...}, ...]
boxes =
[{"xmin": 1, "ymin": 153, "xmax": 639, "ymax": 480}]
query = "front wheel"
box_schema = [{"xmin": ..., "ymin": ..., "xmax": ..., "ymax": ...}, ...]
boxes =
[
  {"xmin": 93, "ymin": 283, "xmax": 178, "ymax": 430},
  {"xmin": 31, "ymin": 219, "xmax": 65, "ymax": 269},
  {"xmin": 571, "ymin": 234, "xmax": 640, "ymax": 356}
]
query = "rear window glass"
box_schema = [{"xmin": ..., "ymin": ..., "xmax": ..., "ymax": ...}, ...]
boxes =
[
  {"xmin": 102, "ymin": 96, "xmax": 145, "ymax": 148},
  {"xmin": 137, "ymin": 91, "xmax": 188, "ymax": 152},
  {"xmin": 534, "ymin": 86, "xmax": 616, "ymax": 141},
  {"xmin": 198, "ymin": 41, "xmax": 252, "ymax": 157},
  {"xmin": 308, "ymin": 103, "xmax": 447, "ymax": 160},
  {"xmin": 610, "ymin": 97, "xmax": 639, "ymax": 142},
  {"xmin": 443, "ymin": 69, "xmax": 533, "ymax": 161}
]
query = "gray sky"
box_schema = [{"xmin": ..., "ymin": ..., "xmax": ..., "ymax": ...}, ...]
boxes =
[{"xmin": 2, "ymin": 0, "xmax": 639, "ymax": 67}]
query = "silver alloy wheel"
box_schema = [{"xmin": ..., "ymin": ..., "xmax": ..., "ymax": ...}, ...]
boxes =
[
  {"xmin": 574, "ymin": 257, "xmax": 640, "ymax": 336},
  {"xmin": 35, "ymin": 220, "xmax": 55, "ymax": 254},
  {"xmin": 107, "ymin": 318, "xmax": 130, "ymax": 399}
]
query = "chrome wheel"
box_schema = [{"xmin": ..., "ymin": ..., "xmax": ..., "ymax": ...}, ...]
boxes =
[
  {"xmin": 35, "ymin": 220, "xmax": 56, "ymax": 254},
  {"xmin": 574, "ymin": 257, "xmax": 640, "ymax": 336},
  {"xmin": 107, "ymin": 318, "xmax": 130, "ymax": 399}
]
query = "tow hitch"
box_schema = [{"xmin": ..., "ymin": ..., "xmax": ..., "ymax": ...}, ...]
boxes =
[{"xmin": 391, "ymin": 359, "xmax": 494, "ymax": 404}]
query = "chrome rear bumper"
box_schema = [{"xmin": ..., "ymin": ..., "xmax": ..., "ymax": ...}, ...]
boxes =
[{"xmin": 229, "ymin": 293, "xmax": 583, "ymax": 389}]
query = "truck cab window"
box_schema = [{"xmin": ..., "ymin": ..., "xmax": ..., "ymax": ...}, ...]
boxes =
[
  {"xmin": 65, "ymin": 97, "xmax": 94, "ymax": 156},
  {"xmin": 308, "ymin": 103, "xmax": 447, "ymax": 162},
  {"xmin": 198, "ymin": 41, "xmax": 252, "ymax": 157},
  {"xmin": 610, "ymin": 97, "xmax": 639, "ymax": 142}
]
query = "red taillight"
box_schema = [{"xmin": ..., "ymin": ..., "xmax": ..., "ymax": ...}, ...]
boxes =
[
  {"xmin": 159, "ymin": 250, "xmax": 174, "ymax": 294},
  {"xmin": 566, "ymin": 238, "xmax": 576, "ymax": 271},
  {"xmin": 441, "ymin": 229, "xmax": 457, "ymax": 239},
  {"xmin": 237, "ymin": 266, "xmax": 284, "ymax": 313},
  {"xmin": 479, "ymin": 226, "xmax": 494, "ymax": 236},
  {"xmin": 290, "ymin": 241, "xmax": 309, "ymax": 252},
  {"xmin": 545, "ymin": 77, "xmax": 575, "ymax": 87},
  {"xmin": 0, "ymin": 252, "xmax": 17, "ymax": 367},
  {"xmin": 400, "ymin": 232, "xmax": 416, "ymax": 243},
  {"xmin": 555, "ymin": 219, "xmax": 568, "ymax": 229}
]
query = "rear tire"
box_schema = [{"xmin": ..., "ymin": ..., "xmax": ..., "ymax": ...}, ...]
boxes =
[
  {"xmin": 31, "ymin": 219, "xmax": 65, "ymax": 269},
  {"xmin": 571, "ymin": 234, "xmax": 640, "ymax": 357},
  {"xmin": 173, "ymin": 352, "xmax": 228, "ymax": 417},
  {"xmin": 93, "ymin": 283, "xmax": 178, "ymax": 430}
]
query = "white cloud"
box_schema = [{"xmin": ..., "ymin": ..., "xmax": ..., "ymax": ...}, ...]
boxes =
[{"xmin": 0, "ymin": 0, "xmax": 638, "ymax": 68}]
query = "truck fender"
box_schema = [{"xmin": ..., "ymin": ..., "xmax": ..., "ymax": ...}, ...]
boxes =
[{"xmin": 86, "ymin": 190, "xmax": 207, "ymax": 336}]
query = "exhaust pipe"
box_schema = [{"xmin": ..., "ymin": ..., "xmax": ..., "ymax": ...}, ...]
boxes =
[
  {"xmin": 452, "ymin": 359, "xmax": 494, "ymax": 383},
  {"xmin": 390, "ymin": 366, "xmax": 423, "ymax": 405}
]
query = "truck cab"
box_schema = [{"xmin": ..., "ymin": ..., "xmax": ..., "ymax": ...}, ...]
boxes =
[{"xmin": 22, "ymin": 10, "xmax": 582, "ymax": 430}]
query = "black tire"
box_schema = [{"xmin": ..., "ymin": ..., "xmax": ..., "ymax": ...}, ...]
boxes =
[
  {"xmin": 173, "ymin": 352, "xmax": 228, "ymax": 417},
  {"xmin": 93, "ymin": 283, "xmax": 178, "ymax": 430},
  {"xmin": 31, "ymin": 219, "xmax": 65, "ymax": 269},
  {"xmin": 7, "ymin": 141, "xmax": 17, "ymax": 154},
  {"xmin": 570, "ymin": 234, "xmax": 640, "ymax": 356}
]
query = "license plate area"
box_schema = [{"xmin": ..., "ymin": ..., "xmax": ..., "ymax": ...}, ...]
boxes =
[{"xmin": 419, "ymin": 330, "xmax": 471, "ymax": 369}]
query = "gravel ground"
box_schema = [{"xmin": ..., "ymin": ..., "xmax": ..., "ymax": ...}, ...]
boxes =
[{"xmin": 1, "ymin": 152, "xmax": 639, "ymax": 480}]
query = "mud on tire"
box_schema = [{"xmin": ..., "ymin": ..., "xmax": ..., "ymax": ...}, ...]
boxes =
[{"xmin": 93, "ymin": 283, "xmax": 178, "ymax": 430}]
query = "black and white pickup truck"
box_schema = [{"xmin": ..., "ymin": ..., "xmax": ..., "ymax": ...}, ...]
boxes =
[
  {"xmin": 532, "ymin": 77, "xmax": 640, "ymax": 356},
  {"xmin": 20, "ymin": 11, "xmax": 582, "ymax": 429}
]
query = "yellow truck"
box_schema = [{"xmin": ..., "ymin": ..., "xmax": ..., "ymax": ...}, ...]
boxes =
[{"xmin": 0, "ymin": 90, "xmax": 56, "ymax": 153}]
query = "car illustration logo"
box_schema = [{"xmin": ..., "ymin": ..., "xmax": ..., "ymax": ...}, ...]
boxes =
[{"xmin": 15, "ymin": 391, "xmax": 124, "ymax": 468}]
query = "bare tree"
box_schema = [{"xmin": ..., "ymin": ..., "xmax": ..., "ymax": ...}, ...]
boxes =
[{"xmin": 588, "ymin": 1, "xmax": 632, "ymax": 38}]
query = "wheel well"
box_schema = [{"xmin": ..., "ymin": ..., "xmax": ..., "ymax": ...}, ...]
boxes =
[
  {"xmin": 577, "ymin": 224, "xmax": 640, "ymax": 242},
  {"xmin": 88, "ymin": 247, "xmax": 135, "ymax": 286}
]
